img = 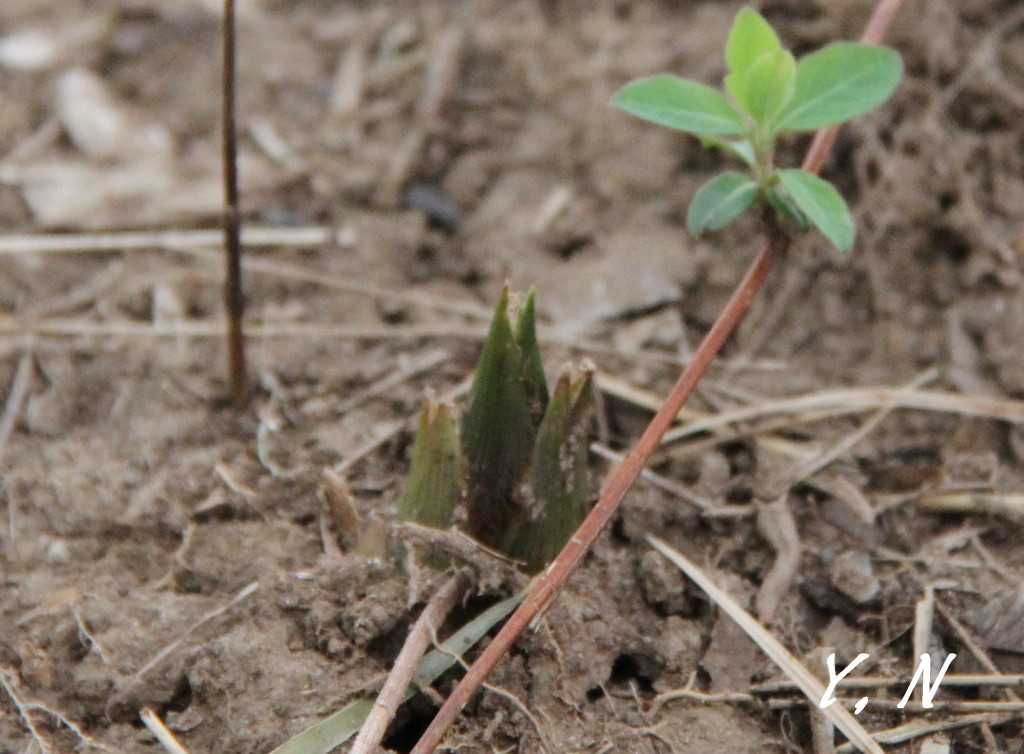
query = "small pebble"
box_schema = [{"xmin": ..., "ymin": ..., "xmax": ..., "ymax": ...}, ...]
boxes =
[
  {"xmin": 402, "ymin": 182, "xmax": 461, "ymax": 232},
  {"xmin": 828, "ymin": 550, "xmax": 880, "ymax": 604},
  {"xmin": 46, "ymin": 539, "xmax": 71, "ymax": 564}
]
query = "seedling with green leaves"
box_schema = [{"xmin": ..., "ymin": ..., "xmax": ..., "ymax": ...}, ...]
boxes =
[
  {"xmin": 611, "ymin": 7, "xmax": 901, "ymax": 251},
  {"xmin": 410, "ymin": 3, "xmax": 906, "ymax": 750},
  {"xmin": 399, "ymin": 287, "xmax": 594, "ymax": 574}
]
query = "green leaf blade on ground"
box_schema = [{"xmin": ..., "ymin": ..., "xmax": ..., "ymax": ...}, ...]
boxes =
[
  {"xmin": 611, "ymin": 74, "xmax": 745, "ymax": 135},
  {"xmin": 778, "ymin": 42, "xmax": 902, "ymax": 130},
  {"xmin": 687, "ymin": 171, "xmax": 759, "ymax": 236},
  {"xmin": 269, "ymin": 590, "xmax": 526, "ymax": 754},
  {"xmin": 726, "ymin": 7, "xmax": 782, "ymax": 77},
  {"xmin": 776, "ymin": 169, "xmax": 854, "ymax": 251}
]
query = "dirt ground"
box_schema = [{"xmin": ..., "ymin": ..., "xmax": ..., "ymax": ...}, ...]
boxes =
[{"xmin": 2, "ymin": 0, "xmax": 1024, "ymax": 752}]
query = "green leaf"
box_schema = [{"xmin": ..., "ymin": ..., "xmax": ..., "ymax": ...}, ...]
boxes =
[
  {"xmin": 723, "ymin": 72, "xmax": 746, "ymax": 115},
  {"xmin": 269, "ymin": 589, "xmax": 526, "ymax": 754},
  {"xmin": 512, "ymin": 288, "xmax": 548, "ymax": 424},
  {"xmin": 687, "ymin": 171, "xmax": 759, "ymax": 236},
  {"xmin": 776, "ymin": 169, "xmax": 854, "ymax": 250},
  {"xmin": 698, "ymin": 135, "xmax": 756, "ymax": 168},
  {"xmin": 765, "ymin": 186, "xmax": 810, "ymax": 232},
  {"xmin": 461, "ymin": 287, "xmax": 540, "ymax": 551},
  {"xmin": 397, "ymin": 400, "xmax": 462, "ymax": 530},
  {"xmin": 726, "ymin": 7, "xmax": 783, "ymax": 77},
  {"xmin": 778, "ymin": 42, "xmax": 902, "ymax": 130},
  {"xmin": 509, "ymin": 363, "xmax": 594, "ymax": 573},
  {"xmin": 734, "ymin": 48, "xmax": 796, "ymax": 126},
  {"xmin": 612, "ymin": 74, "xmax": 745, "ymax": 135}
]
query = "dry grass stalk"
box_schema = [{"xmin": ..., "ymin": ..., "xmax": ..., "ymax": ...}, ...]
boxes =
[
  {"xmin": 772, "ymin": 369, "xmax": 937, "ymax": 495},
  {"xmin": 0, "ymin": 226, "xmax": 347, "ymax": 254},
  {"xmin": 663, "ymin": 386, "xmax": 1024, "ymax": 443},
  {"xmin": 648, "ymin": 536, "xmax": 884, "ymax": 754},
  {"xmin": 915, "ymin": 492, "xmax": 1024, "ymax": 521},
  {"xmin": 589, "ymin": 442, "xmax": 718, "ymax": 512},
  {"xmin": 350, "ymin": 572, "xmax": 469, "ymax": 754},
  {"xmin": 140, "ymin": 708, "xmax": 191, "ymax": 754},
  {"xmin": 771, "ymin": 699, "xmax": 1024, "ymax": 713},
  {"xmin": 0, "ymin": 318, "xmax": 490, "ymax": 341},
  {"xmin": 834, "ymin": 713, "xmax": 1015, "ymax": 754},
  {"xmin": 753, "ymin": 674, "xmax": 1024, "ymax": 692}
]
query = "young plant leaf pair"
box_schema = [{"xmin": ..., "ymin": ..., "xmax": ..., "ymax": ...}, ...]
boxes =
[
  {"xmin": 399, "ymin": 288, "xmax": 594, "ymax": 574},
  {"xmin": 611, "ymin": 7, "xmax": 902, "ymax": 251}
]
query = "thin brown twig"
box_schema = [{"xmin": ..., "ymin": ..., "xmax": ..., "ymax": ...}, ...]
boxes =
[
  {"xmin": 408, "ymin": 3, "xmax": 906, "ymax": 750},
  {"xmin": 350, "ymin": 573, "xmax": 469, "ymax": 754},
  {"xmin": 426, "ymin": 615, "xmax": 553, "ymax": 751},
  {"xmin": 222, "ymin": 0, "xmax": 246, "ymax": 406}
]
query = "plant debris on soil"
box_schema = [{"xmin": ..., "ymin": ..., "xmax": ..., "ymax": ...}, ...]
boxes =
[{"xmin": 2, "ymin": 1, "xmax": 1024, "ymax": 752}]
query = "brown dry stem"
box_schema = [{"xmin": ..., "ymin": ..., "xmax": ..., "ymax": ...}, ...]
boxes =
[
  {"xmin": 350, "ymin": 572, "xmax": 469, "ymax": 754},
  {"xmin": 222, "ymin": 0, "xmax": 246, "ymax": 406}
]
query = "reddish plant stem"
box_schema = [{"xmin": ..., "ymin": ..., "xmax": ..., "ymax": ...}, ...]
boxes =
[
  {"xmin": 222, "ymin": 0, "xmax": 247, "ymax": 407},
  {"xmin": 801, "ymin": 0, "xmax": 901, "ymax": 176},
  {"xmin": 410, "ymin": 3, "xmax": 904, "ymax": 751},
  {"xmin": 862, "ymin": 0, "xmax": 904, "ymax": 47}
]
